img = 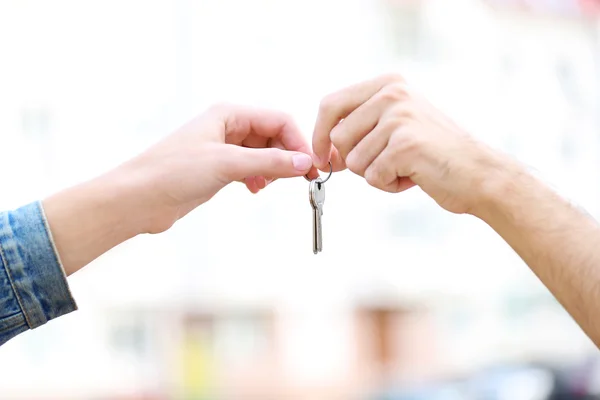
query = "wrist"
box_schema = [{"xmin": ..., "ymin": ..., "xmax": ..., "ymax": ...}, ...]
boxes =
[
  {"xmin": 467, "ymin": 149, "xmax": 531, "ymax": 223},
  {"xmin": 42, "ymin": 165, "xmax": 157, "ymax": 275},
  {"xmin": 106, "ymin": 160, "xmax": 177, "ymax": 235}
]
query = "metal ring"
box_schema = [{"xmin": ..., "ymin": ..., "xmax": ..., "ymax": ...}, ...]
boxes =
[{"xmin": 304, "ymin": 161, "xmax": 333, "ymax": 183}]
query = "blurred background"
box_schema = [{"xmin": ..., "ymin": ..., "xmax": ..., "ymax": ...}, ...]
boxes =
[{"xmin": 1, "ymin": 0, "xmax": 600, "ymax": 398}]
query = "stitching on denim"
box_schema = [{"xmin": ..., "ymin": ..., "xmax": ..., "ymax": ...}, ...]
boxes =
[
  {"xmin": 38, "ymin": 202, "xmax": 74, "ymax": 300},
  {"xmin": 0, "ymin": 323, "xmax": 26, "ymax": 336},
  {"xmin": 0, "ymin": 239, "xmax": 33, "ymax": 329},
  {"xmin": 0, "ymin": 313, "xmax": 26, "ymax": 334}
]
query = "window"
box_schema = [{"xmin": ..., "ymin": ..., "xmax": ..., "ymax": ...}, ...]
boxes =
[
  {"xmin": 213, "ymin": 312, "xmax": 272, "ymax": 366},
  {"xmin": 107, "ymin": 310, "xmax": 155, "ymax": 361}
]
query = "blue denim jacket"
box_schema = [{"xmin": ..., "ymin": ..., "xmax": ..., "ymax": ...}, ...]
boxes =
[{"xmin": 0, "ymin": 201, "xmax": 77, "ymax": 346}]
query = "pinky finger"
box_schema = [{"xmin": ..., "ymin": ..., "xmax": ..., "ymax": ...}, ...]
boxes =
[
  {"xmin": 244, "ymin": 176, "xmax": 260, "ymax": 194},
  {"xmin": 255, "ymin": 176, "xmax": 267, "ymax": 190},
  {"xmin": 364, "ymin": 149, "xmax": 415, "ymax": 193}
]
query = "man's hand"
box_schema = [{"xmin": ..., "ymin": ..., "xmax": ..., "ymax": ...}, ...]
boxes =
[
  {"xmin": 313, "ymin": 74, "xmax": 600, "ymax": 348},
  {"xmin": 311, "ymin": 74, "xmax": 508, "ymax": 216},
  {"xmin": 43, "ymin": 104, "xmax": 318, "ymax": 275}
]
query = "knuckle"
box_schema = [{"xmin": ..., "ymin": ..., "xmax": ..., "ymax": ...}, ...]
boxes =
[
  {"xmin": 378, "ymin": 114, "xmax": 404, "ymax": 139},
  {"xmin": 247, "ymin": 148, "xmax": 283, "ymax": 173},
  {"xmin": 378, "ymin": 115, "xmax": 403, "ymax": 134},
  {"xmin": 345, "ymin": 151, "xmax": 365, "ymax": 175},
  {"xmin": 397, "ymin": 104, "xmax": 416, "ymax": 120},
  {"xmin": 391, "ymin": 131, "xmax": 422, "ymax": 157},
  {"xmin": 381, "ymin": 73, "xmax": 406, "ymax": 85},
  {"xmin": 389, "ymin": 130, "xmax": 406, "ymax": 147},
  {"xmin": 364, "ymin": 167, "xmax": 382, "ymax": 187},
  {"xmin": 377, "ymin": 83, "xmax": 410, "ymax": 104},
  {"xmin": 329, "ymin": 125, "xmax": 345, "ymax": 148},
  {"xmin": 267, "ymin": 154, "xmax": 288, "ymax": 174},
  {"xmin": 319, "ymin": 94, "xmax": 339, "ymax": 115},
  {"xmin": 266, "ymin": 148, "xmax": 285, "ymax": 165},
  {"xmin": 405, "ymin": 135, "xmax": 422, "ymax": 154}
]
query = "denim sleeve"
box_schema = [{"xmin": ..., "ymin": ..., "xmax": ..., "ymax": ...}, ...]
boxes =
[{"xmin": 0, "ymin": 201, "xmax": 77, "ymax": 346}]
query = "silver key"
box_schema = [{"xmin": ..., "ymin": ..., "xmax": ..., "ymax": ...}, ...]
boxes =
[{"xmin": 309, "ymin": 178, "xmax": 325, "ymax": 254}]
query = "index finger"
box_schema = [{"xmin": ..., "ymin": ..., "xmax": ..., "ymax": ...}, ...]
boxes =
[
  {"xmin": 218, "ymin": 105, "xmax": 320, "ymax": 180},
  {"xmin": 312, "ymin": 74, "xmax": 405, "ymax": 170}
]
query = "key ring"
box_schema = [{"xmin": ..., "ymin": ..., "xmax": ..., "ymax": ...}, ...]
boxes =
[{"xmin": 305, "ymin": 161, "xmax": 333, "ymax": 184}]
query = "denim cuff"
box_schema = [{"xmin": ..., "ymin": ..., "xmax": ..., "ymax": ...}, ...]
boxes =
[{"xmin": 0, "ymin": 201, "xmax": 77, "ymax": 333}]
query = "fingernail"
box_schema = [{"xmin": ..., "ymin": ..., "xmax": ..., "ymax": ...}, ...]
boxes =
[{"xmin": 292, "ymin": 154, "xmax": 312, "ymax": 171}]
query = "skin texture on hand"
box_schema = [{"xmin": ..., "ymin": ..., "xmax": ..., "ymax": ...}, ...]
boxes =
[
  {"xmin": 311, "ymin": 73, "xmax": 497, "ymax": 215},
  {"xmin": 131, "ymin": 104, "xmax": 319, "ymax": 231},
  {"xmin": 312, "ymin": 73, "xmax": 600, "ymax": 348},
  {"xmin": 43, "ymin": 104, "xmax": 319, "ymax": 276}
]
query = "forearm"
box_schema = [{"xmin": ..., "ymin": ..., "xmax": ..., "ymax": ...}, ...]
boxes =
[
  {"xmin": 0, "ymin": 158, "xmax": 165, "ymax": 346},
  {"xmin": 42, "ymin": 162, "xmax": 155, "ymax": 276},
  {"xmin": 475, "ymin": 160, "xmax": 600, "ymax": 346}
]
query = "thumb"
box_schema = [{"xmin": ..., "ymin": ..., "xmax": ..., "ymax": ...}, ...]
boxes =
[{"xmin": 222, "ymin": 146, "xmax": 313, "ymax": 181}]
